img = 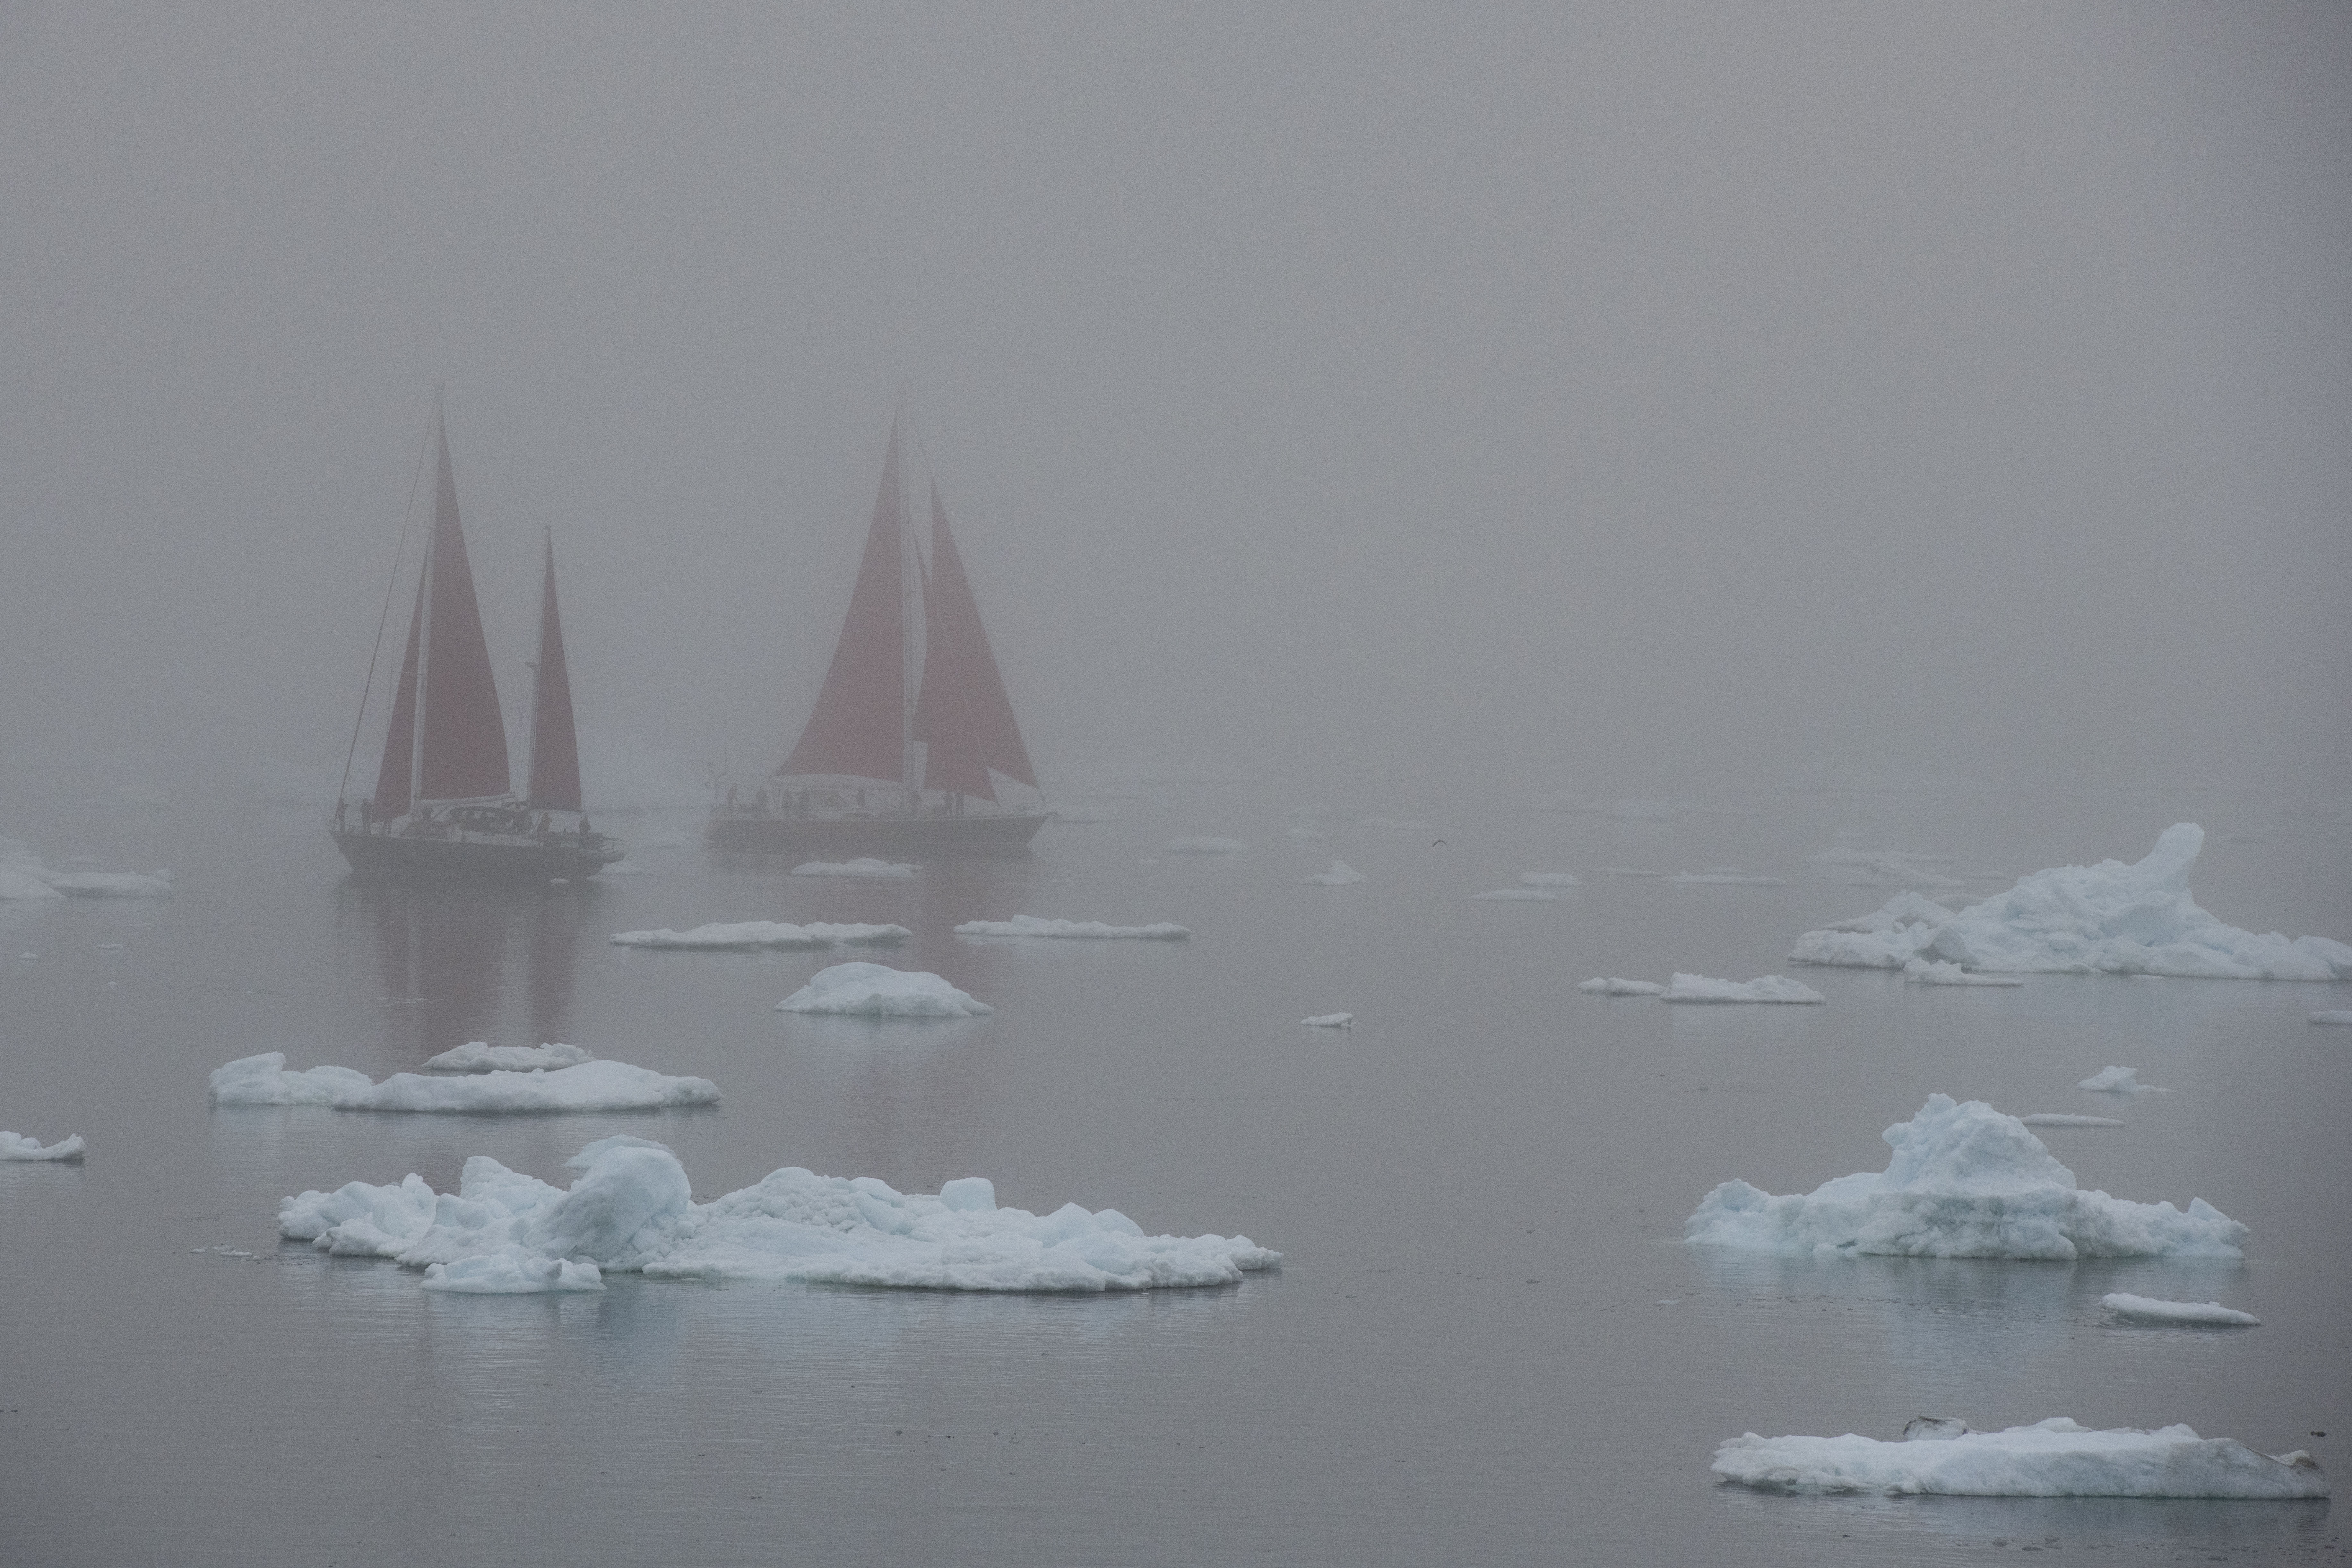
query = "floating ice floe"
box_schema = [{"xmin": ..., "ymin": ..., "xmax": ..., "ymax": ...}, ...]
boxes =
[
  {"xmin": 790, "ymin": 858, "xmax": 917, "ymax": 878},
  {"xmin": 279, "ymin": 1135, "xmax": 1279, "ymax": 1294},
  {"xmin": 610, "ymin": 921, "xmax": 910, "ymax": 950},
  {"xmin": 775, "ymin": 963, "xmax": 991, "ymax": 1018},
  {"xmin": 1163, "ymin": 837, "xmax": 1248, "ymax": 854},
  {"xmin": 1712, "ymin": 1418, "xmax": 2322, "ymax": 1498},
  {"xmin": 1686, "ymin": 1094, "xmax": 2244, "ymax": 1259},
  {"xmin": 2313, "ymin": 1011, "xmax": 2352, "ymax": 1025},
  {"xmin": 1789, "ymin": 825, "xmax": 2352, "ymax": 980},
  {"xmin": 423, "ymin": 1042, "xmax": 593, "ymax": 1073},
  {"xmin": 2019, "ymin": 1113, "xmax": 2124, "ymax": 1128},
  {"xmin": 0, "ymin": 1131, "xmax": 86, "ymax": 1162},
  {"xmin": 208, "ymin": 1053, "xmax": 720, "ymax": 1112},
  {"xmin": 1668, "ymin": 870, "xmax": 1785, "ymax": 886},
  {"xmin": 1903, "ymin": 958, "xmax": 2025, "ymax": 987},
  {"xmin": 1302, "ymin": 861, "xmax": 1369, "ymax": 887},
  {"xmin": 1472, "ymin": 888, "xmax": 1557, "ymax": 902},
  {"xmin": 1301, "ymin": 1013, "xmax": 1353, "ymax": 1028},
  {"xmin": 1665, "ymin": 974, "xmax": 1825, "ymax": 1004},
  {"xmin": 0, "ymin": 839, "xmax": 172, "ymax": 898},
  {"xmin": 2103, "ymin": 1292, "xmax": 2260, "ymax": 1326},
  {"xmin": 2079, "ymin": 1066, "xmax": 2167, "ymax": 1094},
  {"xmin": 1580, "ymin": 977, "xmax": 1666, "ymax": 996},
  {"xmin": 1520, "ymin": 871, "xmax": 1581, "ymax": 888},
  {"xmin": 954, "ymin": 916, "xmax": 1189, "ymax": 940},
  {"xmin": 1284, "ymin": 826, "xmax": 1330, "ymax": 843}
]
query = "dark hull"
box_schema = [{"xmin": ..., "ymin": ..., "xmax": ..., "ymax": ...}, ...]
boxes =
[
  {"xmin": 331, "ymin": 828, "xmax": 619, "ymax": 881},
  {"xmin": 704, "ymin": 812, "xmax": 1047, "ymax": 856}
]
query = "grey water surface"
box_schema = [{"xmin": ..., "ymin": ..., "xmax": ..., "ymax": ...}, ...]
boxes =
[{"xmin": 1, "ymin": 783, "xmax": 2346, "ymax": 1566}]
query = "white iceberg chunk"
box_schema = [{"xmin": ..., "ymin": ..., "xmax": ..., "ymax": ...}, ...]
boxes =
[
  {"xmin": 790, "ymin": 858, "xmax": 917, "ymax": 878},
  {"xmin": 1301, "ymin": 861, "xmax": 1368, "ymax": 886},
  {"xmin": 207, "ymin": 1052, "xmax": 720, "ymax": 1112},
  {"xmin": 610, "ymin": 921, "xmax": 910, "ymax": 950},
  {"xmin": 775, "ymin": 963, "xmax": 992, "ymax": 1018},
  {"xmin": 280, "ymin": 1137, "xmax": 1279, "ymax": 1294},
  {"xmin": 1665, "ymin": 974, "xmax": 1825, "ymax": 1004},
  {"xmin": 1579, "ymin": 977, "xmax": 1666, "ymax": 996},
  {"xmin": 1519, "ymin": 871, "xmax": 1582, "ymax": 887},
  {"xmin": 1162, "ymin": 836, "xmax": 1248, "ymax": 854},
  {"xmin": 1, "ymin": 843, "xmax": 172, "ymax": 898},
  {"xmin": 422, "ymin": 1041, "xmax": 594, "ymax": 1073},
  {"xmin": 2103, "ymin": 1292, "xmax": 2260, "ymax": 1326},
  {"xmin": 954, "ymin": 916, "xmax": 1189, "ymax": 940},
  {"xmin": 1713, "ymin": 1418, "xmax": 2323, "ymax": 1498},
  {"xmin": 1791, "ymin": 825, "xmax": 2352, "ymax": 979},
  {"xmin": 1903, "ymin": 958, "xmax": 2026, "ymax": 987},
  {"xmin": 1300, "ymin": 1013, "xmax": 1353, "ymax": 1028},
  {"xmin": 2079, "ymin": 1066, "xmax": 2168, "ymax": 1094},
  {"xmin": 2312, "ymin": 1010, "xmax": 2352, "ymax": 1025},
  {"xmin": 1472, "ymin": 888, "xmax": 1557, "ymax": 901},
  {"xmin": 0, "ymin": 1131, "xmax": 86, "ymax": 1162},
  {"xmin": 1685, "ymin": 1094, "xmax": 2246, "ymax": 1259}
]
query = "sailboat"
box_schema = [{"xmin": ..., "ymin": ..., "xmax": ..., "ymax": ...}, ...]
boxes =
[
  {"xmin": 331, "ymin": 403, "xmax": 623, "ymax": 880},
  {"xmin": 708, "ymin": 415, "xmax": 1050, "ymax": 854}
]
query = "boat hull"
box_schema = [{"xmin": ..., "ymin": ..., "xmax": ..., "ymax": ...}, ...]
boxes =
[
  {"xmin": 704, "ymin": 811, "xmax": 1047, "ymax": 856},
  {"xmin": 331, "ymin": 828, "xmax": 619, "ymax": 881}
]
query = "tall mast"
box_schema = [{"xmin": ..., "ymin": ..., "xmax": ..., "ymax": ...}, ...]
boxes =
[
  {"xmin": 523, "ymin": 525, "xmax": 548, "ymax": 802},
  {"xmin": 897, "ymin": 403, "xmax": 920, "ymax": 810},
  {"xmin": 410, "ymin": 396, "xmax": 440, "ymax": 818}
]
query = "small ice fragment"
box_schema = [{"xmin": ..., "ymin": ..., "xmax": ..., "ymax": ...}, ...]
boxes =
[
  {"xmin": 0, "ymin": 1131, "xmax": 86, "ymax": 1162},
  {"xmin": 1301, "ymin": 861, "xmax": 1368, "ymax": 886},
  {"xmin": 1162, "ymin": 837, "xmax": 1248, "ymax": 854},
  {"xmin": 1301, "ymin": 1013, "xmax": 1353, "ymax": 1028},
  {"xmin": 1579, "ymin": 977, "xmax": 1665, "ymax": 996},
  {"xmin": 953, "ymin": 916, "xmax": 1189, "ymax": 939},
  {"xmin": 1664, "ymin": 974, "xmax": 1825, "ymax": 1004},
  {"xmin": 612, "ymin": 921, "xmax": 910, "ymax": 949},
  {"xmin": 207, "ymin": 1052, "xmax": 719, "ymax": 1111},
  {"xmin": 2078, "ymin": 1066, "xmax": 2168, "ymax": 1094},
  {"xmin": 1712, "ymin": 1417, "xmax": 2325, "ymax": 1497},
  {"xmin": 1519, "ymin": 871, "xmax": 1581, "ymax": 887},
  {"xmin": 2102, "ymin": 1292, "xmax": 2260, "ymax": 1326},
  {"xmin": 790, "ymin": 858, "xmax": 918, "ymax": 878},
  {"xmin": 775, "ymin": 963, "xmax": 992, "ymax": 1018}
]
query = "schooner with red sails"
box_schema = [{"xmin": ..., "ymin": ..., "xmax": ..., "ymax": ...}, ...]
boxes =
[
  {"xmin": 709, "ymin": 414, "xmax": 1049, "ymax": 854},
  {"xmin": 332, "ymin": 401, "xmax": 622, "ymax": 879}
]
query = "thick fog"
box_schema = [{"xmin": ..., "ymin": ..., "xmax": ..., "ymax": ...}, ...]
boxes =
[{"xmin": 2, "ymin": 3, "xmax": 2346, "ymax": 806}]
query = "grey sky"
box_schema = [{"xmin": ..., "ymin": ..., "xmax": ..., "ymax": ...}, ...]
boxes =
[{"xmin": 3, "ymin": 3, "xmax": 2345, "ymax": 801}]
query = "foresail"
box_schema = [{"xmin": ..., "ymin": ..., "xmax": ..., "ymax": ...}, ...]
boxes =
[
  {"xmin": 778, "ymin": 427, "xmax": 906, "ymax": 783},
  {"xmin": 370, "ymin": 576, "xmax": 425, "ymax": 820},
  {"xmin": 921, "ymin": 482, "xmax": 1037, "ymax": 790},
  {"xmin": 525, "ymin": 532, "xmax": 582, "ymax": 812},
  {"xmin": 416, "ymin": 416, "xmax": 513, "ymax": 802}
]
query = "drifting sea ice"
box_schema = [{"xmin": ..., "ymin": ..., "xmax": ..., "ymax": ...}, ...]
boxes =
[
  {"xmin": 1301, "ymin": 1013, "xmax": 1353, "ymax": 1028},
  {"xmin": 423, "ymin": 1042, "xmax": 593, "ymax": 1073},
  {"xmin": 1711, "ymin": 1418, "xmax": 2323, "ymax": 1498},
  {"xmin": 1301, "ymin": 861, "xmax": 1369, "ymax": 886},
  {"xmin": 2102, "ymin": 1292, "xmax": 2260, "ymax": 1326},
  {"xmin": 610, "ymin": 921, "xmax": 910, "ymax": 950},
  {"xmin": 2018, "ymin": 1113, "xmax": 2125, "ymax": 1128},
  {"xmin": 1580, "ymin": 977, "xmax": 1666, "ymax": 996},
  {"xmin": 2313, "ymin": 1011, "xmax": 2352, "ymax": 1025},
  {"xmin": 1789, "ymin": 824, "xmax": 2352, "ymax": 979},
  {"xmin": 1685, "ymin": 1094, "xmax": 2244, "ymax": 1259},
  {"xmin": 0, "ymin": 1131, "xmax": 86, "ymax": 1161},
  {"xmin": 1519, "ymin": 871, "xmax": 1582, "ymax": 888},
  {"xmin": 1472, "ymin": 888, "xmax": 1557, "ymax": 901},
  {"xmin": 279, "ymin": 1135, "xmax": 1280, "ymax": 1294},
  {"xmin": 791, "ymin": 858, "xmax": 918, "ymax": 878},
  {"xmin": 954, "ymin": 916, "xmax": 1189, "ymax": 940},
  {"xmin": 1664, "ymin": 974, "xmax": 1825, "ymax": 1004},
  {"xmin": 775, "ymin": 963, "xmax": 992, "ymax": 1018},
  {"xmin": 2079, "ymin": 1066, "xmax": 2167, "ymax": 1093},
  {"xmin": 1163, "ymin": 837, "xmax": 1248, "ymax": 854},
  {"xmin": 0, "ymin": 839, "xmax": 171, "ymax": 897},
  {"xmin": 1903, "ymin": 959, "xmax": 2025, "ymax": 987},
  {"xmin": 208, "ymin": 1053, "xmax": 720, "ymax": 1112}
]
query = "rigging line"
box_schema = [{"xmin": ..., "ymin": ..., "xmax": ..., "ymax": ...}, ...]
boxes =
[{"xmin": 337, "ymin": 404, "xmax": 435, "ymax": 810}]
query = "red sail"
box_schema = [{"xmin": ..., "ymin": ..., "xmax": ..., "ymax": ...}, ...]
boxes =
[
  {"xmin": 913, "ymin": 553, "xmax": 994, "ymax": 801},
  {"xmin": 921, "ymin": 482, "xmax": 1037, "ymax": 790},
  {"xmin": 370, "ymin": 576, "xmax": 426, "ymax": 820},
  {"xmin": 415, "ymin": 416, "xmax": 513, "ymax": 802},
  {"xmin": 525, "ymin": 531, "xmax": 583, "ymax": 812},
  {"xmin": 778, "ymin": 428, "xmax": 906, "ymax": 783}
]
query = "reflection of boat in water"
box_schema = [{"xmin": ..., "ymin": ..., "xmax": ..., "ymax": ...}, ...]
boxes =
[
  {"xmin": 709, "ymin": 412, "xmax": 1049, "ymax": 856},
  {"xmin": 331, "ymin": 399, "xmax": 621, "ymax": 881}
]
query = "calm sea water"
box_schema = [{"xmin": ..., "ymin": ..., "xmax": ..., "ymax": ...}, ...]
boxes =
[{"xmin": 1, "ymin": 775, "xmax": 2346, "ymax": 1565}]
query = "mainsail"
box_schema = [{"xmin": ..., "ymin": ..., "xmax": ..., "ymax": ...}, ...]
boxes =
[
  {"xmin": 369, "ymin": 409, "xmax": 511, "ymax": 815},
  {"xmin": 779, "ymin": 426, "xmax": 909, "ymax": 784},
  {"xmin": 525, "ymin": 530, "xmax": 583, "ymax": 812},
  {"xmin": 914, "ymin": 482, "xmax": 1036, "ymax": 798}
]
